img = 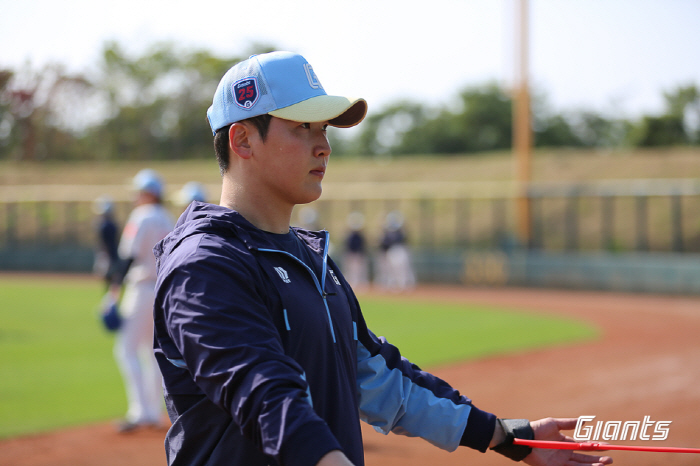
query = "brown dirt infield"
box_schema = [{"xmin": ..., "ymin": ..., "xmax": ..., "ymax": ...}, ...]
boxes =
[{"xmin": 2, "ymin": 285, "xmax": 699, "ymax": 466}]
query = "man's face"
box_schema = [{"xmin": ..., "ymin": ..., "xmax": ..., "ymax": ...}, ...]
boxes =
[{"xmin": 249, "ymin": 116, "xmax": 331, "ymax": 207}]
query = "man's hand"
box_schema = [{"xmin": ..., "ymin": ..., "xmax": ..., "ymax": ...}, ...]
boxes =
[
  {"xmin": 524, "ymin": 418, "xmax": 613, "ymax": 466},
  {"xmin": 316, "ymin": 450, "xmax": 354, "ymax": 466}
]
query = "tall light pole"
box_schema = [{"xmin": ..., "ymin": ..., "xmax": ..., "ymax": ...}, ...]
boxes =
[{"xmin": 513, "ymin": 0, "xmax": 532, "ymax": 246}]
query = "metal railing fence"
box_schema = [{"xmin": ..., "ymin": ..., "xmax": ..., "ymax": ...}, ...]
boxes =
[{"xmin": 2, "ymin": 179, "xmax": 700, "ymax": 272}]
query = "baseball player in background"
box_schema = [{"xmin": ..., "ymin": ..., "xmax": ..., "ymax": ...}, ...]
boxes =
[
  {"xmin": 111, "ymin": 169, "xmax": 174, "ymax": 433},
  {"xmin": 376, "ymin": 210, "xmax": 416, "ymax": 291},
  {"xmin": 92, "ymin": 196, "xmax": 120, "ymax": 290},
  {"xmin": 342, "ymin": 211, "xmax": 370, "ymax": 290},
  {"xmin": 151, "ymin": 52, "xmax": 613, "ymax": 466}
]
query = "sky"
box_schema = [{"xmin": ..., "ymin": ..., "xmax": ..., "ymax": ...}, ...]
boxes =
[{"xmin": 1, "ymin": 0, "xmax": 699, "ymax": 121}]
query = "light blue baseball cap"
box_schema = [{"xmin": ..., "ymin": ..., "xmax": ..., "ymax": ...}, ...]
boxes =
[
  {"xmin": 93, "ymin": 196, "xmax": 114, "ymax": 215},
  {"xmin": 177, "ymin": 181, "xmax": 207, "ymax": 205},
  {"xmin": 207, "ymin": 51, "xmax": 367, "ymax": 135},
  {"xmin": 132, "ymin": 169, "xmax": 164, "ymax": 198}
]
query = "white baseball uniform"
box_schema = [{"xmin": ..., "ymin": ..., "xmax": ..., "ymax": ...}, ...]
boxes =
[{"xmin": 115, "ymin": 202, "xmax": 174, "ymax": 426}]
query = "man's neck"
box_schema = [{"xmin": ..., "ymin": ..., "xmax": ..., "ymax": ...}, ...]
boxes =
[{"xmin": 219, "ymin": 180, "xmax": 292, "ymax": 234}]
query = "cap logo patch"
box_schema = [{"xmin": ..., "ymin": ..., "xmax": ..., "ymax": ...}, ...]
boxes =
[
  {"xmin": 232, "ymin": 77, "xmax": 259, "ymax": 109},
  {"xmin": 303, "ymin": 63, "xmax": 322, "ymax": 90}
]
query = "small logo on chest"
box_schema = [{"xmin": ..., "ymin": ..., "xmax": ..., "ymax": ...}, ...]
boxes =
[
  {"xmin": 329, "ymin": 268, "xmax": 341, "ymax": 285},
  {"xmin": 274, "ymin": 267, "xmax": 291, "ymax": 284}
]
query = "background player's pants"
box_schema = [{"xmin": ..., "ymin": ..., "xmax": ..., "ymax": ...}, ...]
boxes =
[
  {"xmin": 114, "ymin": 280, "xmax": 164, "ymax": 425},
  {"xmin": 343, "ymin": 253, "xmax": 370, "ymax": 290},
  {"xmin": 384, "ymin": 245, "xmax": 416, "ymax": 290}
]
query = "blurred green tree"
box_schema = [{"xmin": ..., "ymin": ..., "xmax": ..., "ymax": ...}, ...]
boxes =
[
  {"xmin": 0, "ymin": 64, "xmax": 94, "ymax": 161},
  {"xmin": 629, "ymin": 84, "xmax": 700, "ymax": 147},
  {"xmin": 354, "ymin": 100, "xmax": 429, "ymax": 155},
  {"xmin": 534, "ymin": 114, "xmax": 581, "ymax": 147},
  {"xmin": 92, "ymin": 41, "xmax": 273, "ymax": 160},
  {"xmin": 632, "ymin": 115, "xmax": 687, "ymax": 147},
  {"xmin": 2, "ymin": 42, "xmax": 699, "ymax": 162},
  {"xmin": 356, "ymin": 84, "xmax": 513, "ymax": 155},
  {"xmin": 664, "ymin": 84, "xmax": 699, "ymax": 144}
]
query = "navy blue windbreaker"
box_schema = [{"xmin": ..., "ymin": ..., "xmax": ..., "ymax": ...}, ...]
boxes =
[{"xmin": 153, "ymin": 202, "xmax": 496, "ymax": 466}]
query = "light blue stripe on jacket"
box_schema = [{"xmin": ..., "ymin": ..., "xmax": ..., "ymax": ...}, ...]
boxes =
[{"xmin": 356, "ymin": 341, "xmax": 471, "ymax": 452}]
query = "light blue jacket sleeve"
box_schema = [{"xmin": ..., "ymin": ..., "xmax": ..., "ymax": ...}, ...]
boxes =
[{"xmin": 356, "ymin": 338, "xmax": 474, "ymax": 451}]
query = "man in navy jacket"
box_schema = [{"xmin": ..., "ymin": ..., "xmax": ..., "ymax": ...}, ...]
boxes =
[{"xmin": 153, "ymin": 51, "xmax": 613, "ymax": 466}]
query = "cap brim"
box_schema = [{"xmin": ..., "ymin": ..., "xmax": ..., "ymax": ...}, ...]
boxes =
[{"xmin": 269, "ymin": 96, "xmax": 367, "ymax": 128}]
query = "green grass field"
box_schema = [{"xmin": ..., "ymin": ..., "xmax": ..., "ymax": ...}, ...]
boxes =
[
  {"xmin": 360, "ymin": 295, "xmax": 597, "ymax": 368},
  {"xmin": 0, "ymin": 275, "xmax": 598, "ymax": 439},
  {"xmin": 0, "ymin": 276, "xmax": 124, "ymax": 439}
]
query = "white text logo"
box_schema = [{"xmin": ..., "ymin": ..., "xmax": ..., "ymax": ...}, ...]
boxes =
[
  {"xmin": 574, "ymin": 415, "xmax": 671, "ymax": 441},
  {"xmin": 303, "ymin": 63, "xmax": 322, "ymax": 90},
  {"xmin": 274, "ymin": 267, "xmax": 291, "ymax": 283},
  {"xmin": 329, "ymin": 269, "xmax": 341, "ymax": 285}
]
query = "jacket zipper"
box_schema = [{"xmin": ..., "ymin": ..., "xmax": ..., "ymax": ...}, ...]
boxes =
[{"xmin": 257, "ymin": 231, "xmax": 336, "ymax": 343}]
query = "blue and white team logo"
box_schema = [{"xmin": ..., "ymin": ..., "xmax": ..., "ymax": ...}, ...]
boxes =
[
  {"xmin": 233, "ymin": 77, "xmax": 259, "ymax": 109},
  {"xmin": 274, "ymin": 267, "xmax": 291, "ymax": 284}
]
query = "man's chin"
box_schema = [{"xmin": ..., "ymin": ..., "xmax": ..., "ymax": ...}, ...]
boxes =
[{"xmin": 297, "ymin": 187, "xmax": 323, "ymax": 205}]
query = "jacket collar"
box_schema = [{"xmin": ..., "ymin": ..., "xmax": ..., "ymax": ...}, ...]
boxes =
[{"xmin": 157, "ymin": 201, "xmax": 328, "ymax": 258}]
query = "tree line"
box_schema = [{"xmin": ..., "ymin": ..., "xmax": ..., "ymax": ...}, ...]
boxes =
[{"xmin": 1, "ymin": 41, "xmax": 699, "ymax": 162}]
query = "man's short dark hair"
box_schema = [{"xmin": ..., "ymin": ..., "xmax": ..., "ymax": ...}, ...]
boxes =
[{"xmin": 213, "ymin": 114, "xmax": 273, "ymax": 175}]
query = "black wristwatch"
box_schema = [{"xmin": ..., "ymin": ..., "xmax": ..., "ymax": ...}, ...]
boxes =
[{"xmin": 490, "ymin": 418, "xmax": 534, "ymax": 461}]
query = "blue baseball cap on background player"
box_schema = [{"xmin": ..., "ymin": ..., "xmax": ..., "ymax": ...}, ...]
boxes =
[
  {"xmin": 132, "ymin": 168, "xmax": 164, "ymax": 198},
  {"xmin": 176, "ymin": 181, "xmax": 207, "ymax": 205},
  {"xmin": 207, "ymin": 51, "xmax": 367, "ymax": 135}
]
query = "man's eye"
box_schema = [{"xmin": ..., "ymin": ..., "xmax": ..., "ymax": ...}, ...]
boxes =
[{"xmin": 301, "ymin": 123, "xmax": 310, "ymax": 129}]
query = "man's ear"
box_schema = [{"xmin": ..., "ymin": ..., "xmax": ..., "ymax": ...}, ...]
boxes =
[{"xmin": 228, "ymin": 122, "xmax": 253, "ymax": 160}]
